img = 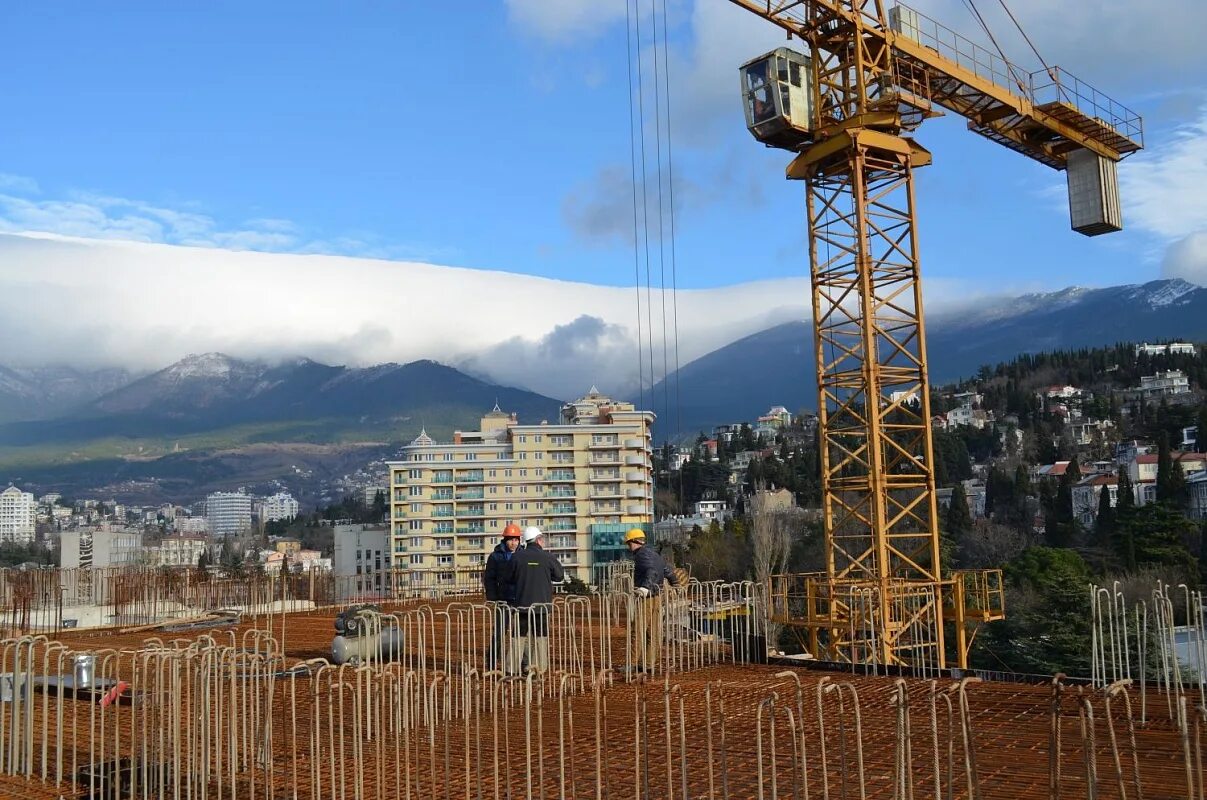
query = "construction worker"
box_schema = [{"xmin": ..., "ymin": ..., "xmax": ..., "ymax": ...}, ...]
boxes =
[
  {"xmin": 483, "ymin": 523, "xmax": 522, "ymax": 669},
  {"xmin": 507, "ymin": 526, "xmax": 564, "ymax": 673},
  {"xmin": 624, "ymin": 528, "xmax": 679, "ymax": 673}
]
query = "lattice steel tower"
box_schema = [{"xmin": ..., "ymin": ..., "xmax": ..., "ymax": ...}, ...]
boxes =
[{"xmin": 730, "ymin": 0, "xmax": 1142, "ymax": 668}]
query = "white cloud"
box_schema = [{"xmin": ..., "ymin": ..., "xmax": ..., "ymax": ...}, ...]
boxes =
[
  {"xmin": 0, "ymin": 180, "xmax": 440, "ymax": 261},
  {"xmin": 1162, "ymin": 233, "xmax": 1207, "ymax": 287},
  {"xmin": 0, "ymin": 174, "xmax": 39, "ymax": 194},
  {"xmin": 0, "ymin": 232, "xmax": 1017, "ymax": 398},
  {"xmin": 504, "ymin": 0, "xmax": 628, "ymax": 44},
  {"xmin": 1115, "ymin": 106, "xmax": 1207, "ymax": 286},
  {"xmin": 1120, "ymin": 109, "xmax": 1207, "ymax": 240}
]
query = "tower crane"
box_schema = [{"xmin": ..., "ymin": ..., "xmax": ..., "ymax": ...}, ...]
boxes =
[{"xmin": 729, "ymin": 1, "xmax": 1143, "ymax": 669}]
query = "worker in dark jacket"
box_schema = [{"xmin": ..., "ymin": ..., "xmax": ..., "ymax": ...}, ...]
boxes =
[
  {"xmin": 483, "ymin": 524, "xmax": 521, "ymax": 668},
  {"xmin": 625, "ymin": 528, "xmax": 679, "ymax": 672},
  {"xmin": 507, "ymin": 526, "xmax": 564, "ymax": 673}
]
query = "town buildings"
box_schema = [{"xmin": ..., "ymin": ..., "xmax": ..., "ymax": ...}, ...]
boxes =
[
  {"xmin": 61, "ymin": 528, "xmax": 143, "ymax": 569},
  {"xmin": 387, "ymin": 388, "xmax": 654, "ymax": 585},
  {"xmin": 1134, "ymin": 342, "xmax": 1196, "ymax": 357},
  {"xmin": 0, "ymin": 486, "xmax": 37, "ymax": 545}
]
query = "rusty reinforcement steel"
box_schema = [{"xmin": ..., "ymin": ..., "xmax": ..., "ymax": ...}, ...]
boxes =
[{"xmin": 0, "ymin": 598, "xmax": 1200, "ymax": 799}]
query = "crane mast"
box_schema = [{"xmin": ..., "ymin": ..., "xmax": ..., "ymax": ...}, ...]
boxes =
[{"xmin": 731, "ymin": 0, "xmax": 1142, "ymax": 668}]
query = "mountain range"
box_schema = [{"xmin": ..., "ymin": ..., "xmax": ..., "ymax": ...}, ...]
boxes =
[
  {"xmin": 650, "ymin": 278, "xmax": 1207, "ymax": 433},
  {"xmin": 2, "ymin": 278, "xmax": 1204, "ymax": 494}
]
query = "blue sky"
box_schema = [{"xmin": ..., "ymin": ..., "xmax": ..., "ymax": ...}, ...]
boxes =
[{"xmin": 1, "ymin": 0, "xmax": 1205, "ymax": 293}]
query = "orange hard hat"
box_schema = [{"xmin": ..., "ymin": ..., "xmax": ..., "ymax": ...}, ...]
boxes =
[{"xmin": 502, "ymin": 523, "xmax": 522, "ymax": 539}]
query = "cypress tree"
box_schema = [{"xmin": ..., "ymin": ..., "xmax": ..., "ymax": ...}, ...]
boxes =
[{"xmin": 1094, "ymin": 481, "xmax": 1115, "ymax": 548}]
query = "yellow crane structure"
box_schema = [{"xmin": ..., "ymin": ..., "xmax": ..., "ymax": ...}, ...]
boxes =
[{"xmin": 729, "ymin": 1, "xmax": 1143, "ymax": 669}]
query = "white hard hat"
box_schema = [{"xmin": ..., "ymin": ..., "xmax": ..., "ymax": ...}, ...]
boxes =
[{"xmin": 522, "ymin": 526, "xmax": 542, "ymax": 543}]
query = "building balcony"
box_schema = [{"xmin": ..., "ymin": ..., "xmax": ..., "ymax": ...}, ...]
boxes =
[
  {"xmin": 625, "ymin": 471, "xmax": 646, "ymax": 482},
  {"xmin": 432, "ymin": 508, "xmax": 454, "ymax": 518},
  {"xmin": 590, "ymin": 507, "xmax": 621, "ymax": 516},
  {"xmin": 624, "ymin": 455, "xmax": 645, "ymax": 466},
  {"xmin": 546, "ymin": 470, "xmax": 575, "ymax": 482},
  {"xmin": 548, "ymin": 504, "xmax": 577, "ymax": 516},
  {"xmin": 547, "ymin": 522, "xmax": 577, "ymax": 532},
  {"xmin": 626, "ymin": 488, "xmax": 649, "ymax": 499},
  {"xmin": 431, "ymin": 490, "xmax": 454, "ymax": 500},
  {"xmin": 392, "ymin": 509, "xmax": 407, "ymax": 520},
  {"xmin": 459, "ymin": 506, "xmax": 485, "ymax": 517},
  {"xmin": 435, "ymin": 543, "xmax": 454, "ymax": 551},
  {"xmin": 456, "ymin": 471, "xmax": 485, "ymax": 483},
  {"xmin": 455, "ymin": 489, "xmax": 484, "ymax": 500},
  {"xmin": 623, "ymin": 438, "xmax": 646, "ymax": 449},
  {"xmin": 433, "ymin": 472, "xmax": 454, "ymax": 483},
  {"xmin": 590, "ymin": 456, "xmax": 620, "ymax": 465},
  {"xmin": 590, "ymin": 489, "xmax": 622, "ymax": 501},
  {"xmin": 433, "ymin": 525, "xmax": 454, "ymax": 534},
  {"xmin": 455, "ymin": 525, "xmax": 485, "ymax": 534},
  {"xmin": 626, "ymin": 504, "xmax": 646, "ymax": 515},
  {"xmin": 545, "ymin": 488, "xmax": 576, "ymax": 498},
  {"xmin": 589, "ymin": 440, "xmax": 620, "ymax": 449}
]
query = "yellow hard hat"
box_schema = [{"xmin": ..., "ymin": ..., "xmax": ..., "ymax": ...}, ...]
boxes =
[{"xmin": 624, "ymin": 528, "xmax": 646, "ymax": 544}]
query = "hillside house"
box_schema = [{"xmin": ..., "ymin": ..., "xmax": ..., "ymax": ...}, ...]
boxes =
[
  {"xmin": 1071, "ymin": 474, "xmax": 1119, "ymax": 527},
  {"xmin": 1190, "ymin": 471, "xmax": 1207, "ymax": 520},
  {"xmin": 1138, "ymin": 370, "xmax": 1191, "ymax": 398},
  {"xmin": 1127, "ymin": 451, "xmax": 1207, "ymax": 505}
]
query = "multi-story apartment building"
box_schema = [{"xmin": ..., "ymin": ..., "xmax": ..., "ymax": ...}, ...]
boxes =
[
  {"xmin": 261, "ymin": 492, "xmax": 300, "ymax": 523},
  {"xmin": 147, "ymin": 535, "xmax": 210, "ymax": 567},
  {"xmin": 205, "ymin": 491, "xmax": 253, "ymax": 538},
  {"xmin": 61, "ymin": 528, "xmax": 144, "ymax": 569},
  {"xmin": 0, "ymin": 486, "xmax": 37, "ymax": 545},
  {"xmin": 387, "ymin": 388, "xmax": 654, "ymax": 586}
]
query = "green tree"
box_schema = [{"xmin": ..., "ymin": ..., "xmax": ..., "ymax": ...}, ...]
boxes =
[
  {"xmin": 1196, "ymin": 405, "xmax": 1207, "ymax": 453},
  {"xmin": 1045, "ymin": 463, "xmax": 1079, "ymax": 548},
  {"xmin": 1156, "ymin": 431, "xmax": 1188, "ymax": 506},
  {"xmin": 1115, "ymin": 503, "xmax": 1200, "ymax": 582},
  {"xmin": 944, "ymin": 484, "xmax": 973, "ymax": 567},
  {"xmin": 976, "ymin": 547, "xmax": 1093, "ymax": 675},
  {"xmin": 1093, "ymin": 483, "xmax": 1115, "ymax": 549}
]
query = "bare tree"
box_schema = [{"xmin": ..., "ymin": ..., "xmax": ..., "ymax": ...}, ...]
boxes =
[{"xmin": 749, "ymin": 482, "xmax": 793, "ymax": 649}]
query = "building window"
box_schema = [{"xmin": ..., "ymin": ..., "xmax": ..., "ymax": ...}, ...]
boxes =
[
  {"xmin": 409, "ymin": 520, "xmax": 423, "ymax": 530},
  {"xmin": 534, "ymin": 435, "xmax": 542, "ymax": 443},
  {"xmin": 505, "ymin": 487, "xmax": 514, "ymax": 494},
  {"xmin": 535, "ymin": 452, "xmax": 543, "ymax": 460},
  {"xmin": 520, "ymin": 469, "xmax": 528, "ymax": 477},
  {"xmin": 410, "ymin": 555, "xmax": 424, "ymax": 565},
  {"xmin": 438, "ymin": 555, "xmax": 453, "ymax": 566},
  {"xmin": 466, "ymin": 453, "xmax": 477, "ymax": 461},
  {"xmin": 409, "ymin": 469, "xmax": 422, "ymax": 479},
  {"xmin": 520, "ymin": 435, "xmax": 527, "ymax": 443},
  {"xmin": 488, "ymin": 469, "xmax": 496, "ymax": 477},
  {"xmin": 521, "ymin": 502, "xmax": 529, "ymax": 510},
  {"xmin": 505, "ymin": 503, "xmax": 514, "ymax": 510},
  {"xmin": 520, "ymin": 453, "xmax": 527, "ymax": 461},
  {"xmin": 444, "ymin": 453, "xmax": 454, "ymax": 461},
  {"xmin": 410, "ymin": 502, "xmax": 422, "ymax": 513},
  {"xmin": 489, "ymin": 503, "xmax": 498, "ymax": 510},
  {"xmin": 409, "ymin": 486, "xmax": 423, "ymax": 497},
  {"xmin": 410, "ymin": 537, "xmax": 422, "ymax": 547},
  {"xmin": 504, "ymin": 469, "xmax": 512, "ymax": 477}
]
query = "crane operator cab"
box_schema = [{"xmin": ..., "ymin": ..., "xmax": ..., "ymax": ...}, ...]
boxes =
[{"xmin": 740, "ymin": 48, "xmax": 815, "ymax": 151}]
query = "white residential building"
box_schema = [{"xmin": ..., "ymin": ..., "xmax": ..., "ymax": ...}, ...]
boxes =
[
  {"xmin": 1139, "ymin": 370, "xmax": 1190, "ymax": 398},
  {"xmin": 261, "ymin": 492, "xmax": 300, "ymax": 523},
  {"xmin": 333, "ymin": 523, "xmax": 392, "ymax": 599},
  {"xmin": 176, "ymin": 516, "xmax": 209, "ymax": 535},
  {"xmin": 1189, "ymin": 472, "xmax": 1207, "ymax": 521},
  {"xmin": 61, "ymin": 528, "xmax": 143, "ymax": 569},
  {"xmin": 1135, "ymin": 342, "xmax": 1197, "ymax": 357},
  {"xmin": 205, "ymin": 491, "xmax": 253, "ymax": 538},
  {"xmin": 0, "ymin": 486, "xmax": 37, "ymax": 545},
  {"xmin": 693, "ymin": 499, "xmax": 730, "ymax": 522},
  {"xmin": 147, "ymin": 535, "xmax": 210, "ymax": 567}
]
